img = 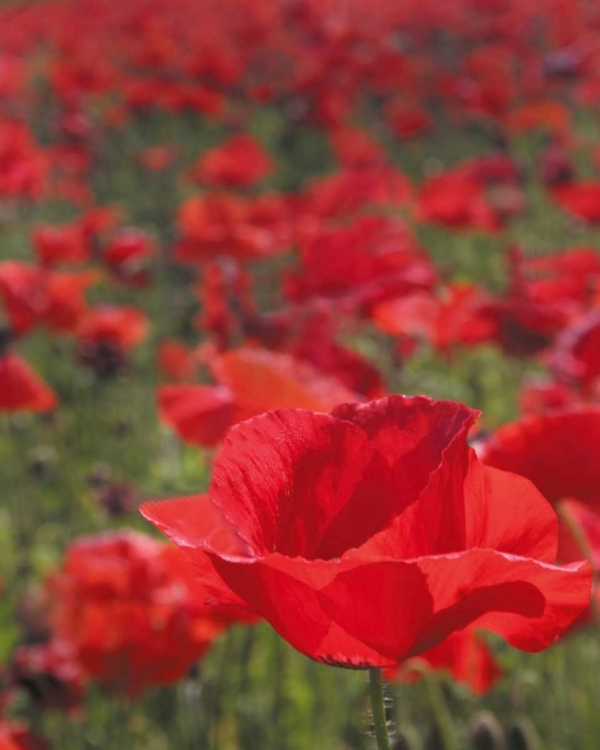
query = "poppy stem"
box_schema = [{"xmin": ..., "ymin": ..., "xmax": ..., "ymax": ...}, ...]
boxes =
[{"xmin": 368, "ymin": 668, "xmax": 392, "ymax": 750}]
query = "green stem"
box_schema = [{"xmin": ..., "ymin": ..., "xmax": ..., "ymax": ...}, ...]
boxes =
[
  {"xmin": 423, "ymin": 672, "xmax": 459, "ymax": 750},
  {"xmin": 368, "ymin": 668, "xmax": 392, "ymax": 750}
]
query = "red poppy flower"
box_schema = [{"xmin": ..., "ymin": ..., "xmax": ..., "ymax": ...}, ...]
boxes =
[
  {"xmin": 0, "ymin": 263, "xmax": 47, "ymax": 335},
  {"xmin": 473, "ymin": 297, "xmax": 568, "ymax": 357},
  {"xmin": 371, "ymin": 292, "xmax": 440, "ymax": 342},
  {"xmin": 158, "ymin": 385, "xmax": 237, "ymax": 448},
  {"xmin": 287, "ymin": 307, "xmax": 386, "ymax": 399},
  {"xmin": 416, "ymin": 173, "xmax": 500, "ymax": 232},
  {"xmin": 385, "ymin": 627, "xmax": 502, "ymax": 696},
  {"xmin": 212, "ymin": 346, "xmax": 358, "ymax": 419},
  {"xmin": 175, "ymin": 193, "xmax": 286, "ymax": 263},
  {"xmin": 386, "ymin": 103, "xmax": 432, "ymax": 140},
  {"xmin": 188, "ymin": 134, "xmax": 273, "ymax": 188},
  {"xmin": 0, "ymin": 262, "xmax": 96, "ymax": 336},
  {"xmin": 33, "ymin": 208, "xmax": 117, "ymax": 267},
  {"xmin": 76, "ymin": 306, "xmax": 149, "ymax": 350},
  {"xmin": 138, "ymin": 144, "xmax": 178, "ymax": 172},
  {"xmin": 157, "ymin": 340, "xmax": 196, "ymax": 381},
  {"xmin": 548, "ymin": 310, "xmax": 600, "ymax": 392},
  {"xmin": 519, "ymin": 248, "xmax": 600, "ymax": 308},
  {"xmin": 158, "ymin": 346, "xmax": 358, "ymax": 448},
  {"xmin": 75, "ymin": 306, "xmax": 149, "ymax": 377},
  {"xmin": 286, "ymin": 215, "xmax": 433, "ymax": 309},
  {"xmin": 195, "ymin": 259, "xmax": 255, "ymax": 348},
  {"xmin": 142, "ymin": 396, "xmax": 591, "ymax": 668},
  {"xmin": 507, "ymin": 101, "xmax": 571, "ymax": 135},
  {"xmin": 329, "ymin": 127, "xmax": 385, "ymax": 168},
  {"xmin": 0, "ymin": 120, "xmax": 46, "ymax": 200},
  {"xmin": 48, "ymin": 530, "xmax": 228, "ymax": 696},
  {"xmin": 0, "ymin": 354, "xmax": 56, "ymax": 413},
  {"xmin": 552, "ymin": 182, "xmax": 600, "ymax": 223},
  {"xmin": 42, "ymin": 270, "xmax": 97, "ymax": 334},
  {"xmin": 483, "ymin": 411, "xmax": 600, "ymax": 632},
  {"xmin": 464, "ymin": 154, "xmax": 523, "ymax": 186},
  {"xmin": 102, "ymin": 228, "xmax": 153, "ymax": 287},
  {"xmin": 32, "ymin": 223, "xmax": 89, "ymax": 266},
  {"xmin": 518, "ymin": 377, "xmax": 581, "ymax": 415},
  {"xmin": 304, "ymin": 167, "xmax": 412, "ymax": 221},
  {"xmin": 481, "ymin": 408, "xmax": 600, "ymax": 508},
  {"xmin": 371, "ymin": 285, "xmax": 498, "ymax": 353}
]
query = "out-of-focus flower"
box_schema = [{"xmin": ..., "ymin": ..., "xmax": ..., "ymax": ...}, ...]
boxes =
[
  {"xmin": 48, "ymin": 530, "xmax": 228, "ymax": 697},
  {"xmin": 188, "ymin": 134, "xmax": 273, "ymax": 188}
]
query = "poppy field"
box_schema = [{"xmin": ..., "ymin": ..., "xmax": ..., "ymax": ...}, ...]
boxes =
[{"xmin": 5, "ymin": 1, "xmax": 600, "ymax": 748}]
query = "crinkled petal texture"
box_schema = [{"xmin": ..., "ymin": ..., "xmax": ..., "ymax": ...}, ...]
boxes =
[{"xmin": 142, "ymin": 395, "xmax": 592, "ymax": 668}]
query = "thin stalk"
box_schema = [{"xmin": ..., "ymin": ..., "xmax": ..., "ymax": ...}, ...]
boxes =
[{"xmin": 368, "ymin": 668, "xmax": 392, "ymax": 750}]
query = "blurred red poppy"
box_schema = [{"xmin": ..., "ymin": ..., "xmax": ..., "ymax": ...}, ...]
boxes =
[
  {"xmin": 188, "ymin": 134, "xmax": 273, "ymax": 188},
  {"xmin": 329, "ymin": 127, "xmax": 385, "ymax": 168},
  {"xmin": 157, "ymin": 340, "xmax": 196, "ymax": 381},
  {"xmin": 32, "ymin": 223, "xmax": 89, "ymax": 266},
  {"xmin": 139, "ymin": 144, "xmax": 178, "ymax": 172},
  {"xmin": 0, "ymin": 354, "xmax": 56, "ymax": 413},
  {"xmin": 102, "ymin": 228, "xmax": 153, "ymax": 287},
  {"xmin": 49, "ymin": 530, "xmax": 228, "ymax": 696},
  {"xmin": 0, "ymin": 262, "xmax": 96, "ymax": 336},
  {"xmin": 385, "ymin": 627, "xmax": 502, "ymax": 696},
  {"xmin": 286, "ymin": 215, "xmax": 433, "ymax": 310},
  {"xmin": 0, "ymin": 120, "xmax": 46, "ymax": 200},
  {"xmin": 75, "ymin": 306, "xmax": 149, "ymax": 377},
  {"xmin": 518, "ymin": 377, "xmax": 581, "ymax": 415},
  {"xmin": 481, "ymin": 408, "xmax": 600, "ymax": 509},
  {"xmin": 157, "ymin": 345, "xmax": 358, "ymax": 448},
  {"xmin": 76, "ymin": 306, "xmax": 149, "ymax": 350},
  {"xmin": 552, "ymin": 182, "xmax": 600, "ymax": 222},
  {"xmin": 304, "ymin": 167, "xmax": 412, "ymax": 220},
  {"xmin": 548, "ymin": 310, "xmax": 600, "ymax": 392},
  {"xmin": 158, "ymin": 384, "xmax": 237, "ymax": 448},
  {"xmin": 507, "ymin": 100, "xmax": 571, "ymax": 135},
  {"xmin": 175, "ymin": 193, "xmax": 287, "ymax": 262}
]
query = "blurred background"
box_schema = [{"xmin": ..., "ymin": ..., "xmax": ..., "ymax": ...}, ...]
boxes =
[{"xmin": 2, "ymin": 0, "xmax": 600, "ymax": 747}]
